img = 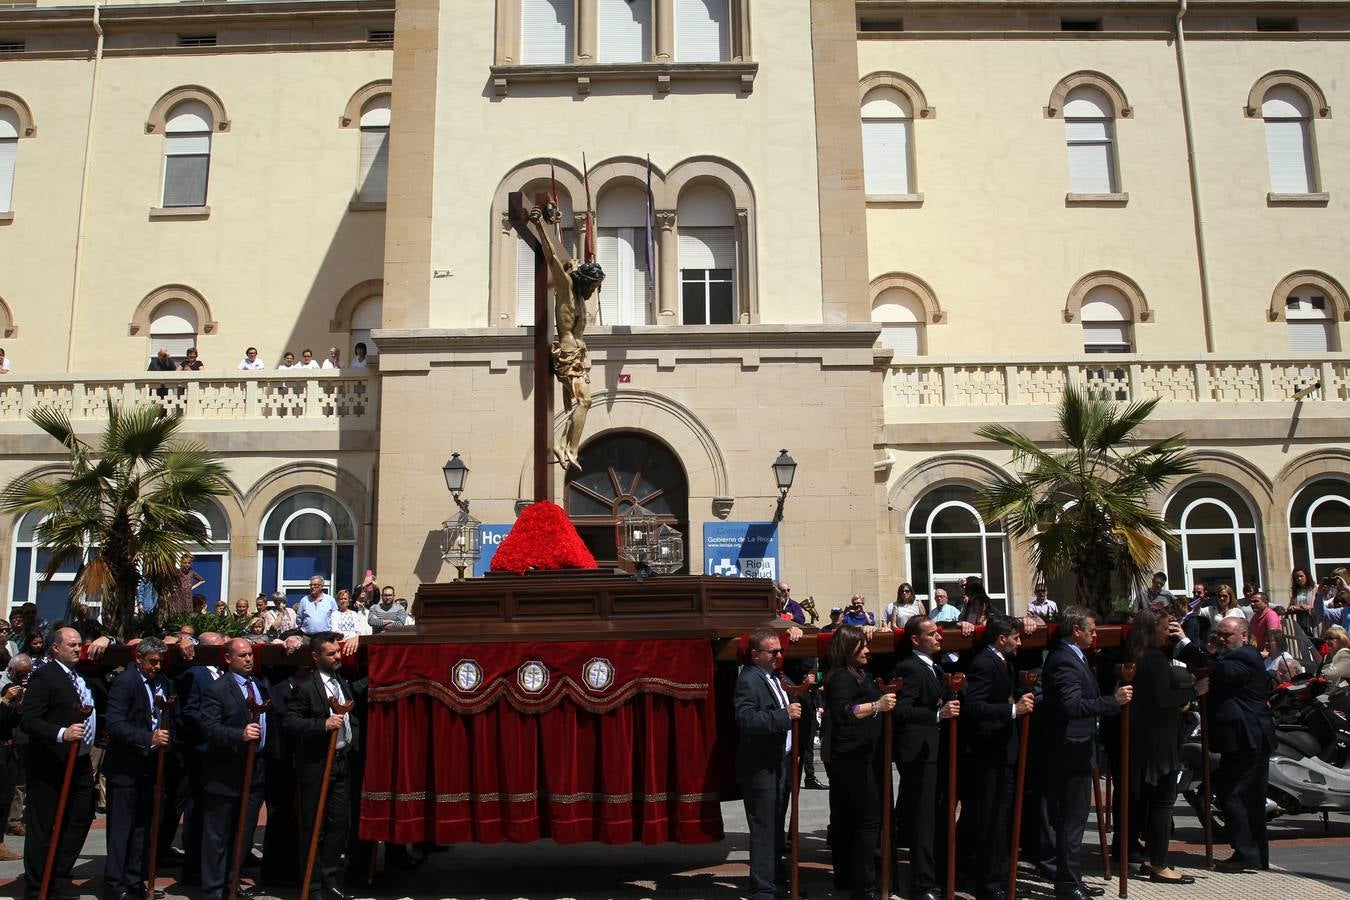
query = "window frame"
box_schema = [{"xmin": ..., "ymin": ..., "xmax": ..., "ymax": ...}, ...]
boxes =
[
  {"xmin": 905, "ymin": 486, "xmax": 1010, "ymax": 610},
  {"xmin": 1163, "ymin": 481, "xmax": 1263, "ymax": 595},
  {"xmin": 1288, "ymin": 478, "xmax": 1350, "ymax": 580},
  {"xmin": 257, "ymin": 490, "xmax": 358, "ymax": 604}
]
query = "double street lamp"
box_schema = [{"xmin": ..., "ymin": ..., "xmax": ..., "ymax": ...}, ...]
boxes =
[{"xmin": 440, "ymin": 452, "xmax": 481, "ymax": 580}]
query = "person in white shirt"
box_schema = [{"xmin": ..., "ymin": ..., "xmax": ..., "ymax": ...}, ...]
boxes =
[
  {"xmin": 329, "ymin": 590, "xmax": 371, "ymax": 638},
  {"xmin": 277, "ymin": 351, "xmax": 298, "ymax": 370},
  {"xmin": 298, "ymin": 349, "xmax": 321, "ymax": 369},
  {"xmin": 0, "ymin": 348, "xmax": 10, "ymax": 375},
  {"xmin": 1027, "ymin": 583, "xmax": 1058, "ymax": 619},
  {"xmin": 237, "ymin": 346, "xmax": 265, "ymax": 370},
  {"xmin": 349, "ymin": 342, "xmax": 370, "ymax": 370},
  {"xmin": 884, "ymin": 582, "xmax": 925, "ymax": 629},
  {"xmin": 321, "ymin": 347, "xmax": 341, "ymax": 370},
  {"xmin": 929, "ymin": 587, "xmax": 960, "ymax": 623}
]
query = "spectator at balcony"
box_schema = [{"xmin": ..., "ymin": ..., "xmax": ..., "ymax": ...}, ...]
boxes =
[
  {"xmin": 237, "ymin": 346, "xmax": 265, "ymax": 370},
  {"xmin": 147, "ymin": 348, "xmax": 176, "ymax": 372},
  {"xmin": 295, "ymin": 576, "xmax": 337, "ymax": 634},
  {"xmin": 169, "ymin": 553, "xmax": 206, "ymax": 616},
  {"xmin": 1132, "ymin": 571, "xmax": 1173, "ymax": 612},
  {"xmin": 267, "ymin": 592, "xmax": 297, "ymax": 634},
  {"xmin": 1248, "ymin": 592, "xmax": 1280, "ymax": 650},
  {"xmin": 1288, "ymin": 568, "xmax": 1315, "ymax": 618},
  {"xmin": 841, "ymin": 594, "xmax": 875, "ymax": 627},
  {"xmin": 350, "ymin": 342, "xmax": 370, "ymax": 370},
  {"xmin": 1262, "ymin": 630, "xmax": 1303, "ymax": 681},
  {"xmin": 322, "ymin": 347, "xmax": 341, "ymax": 369},
  {"xmin": 1028, "ymin": 583, "xmax": 1058, "ymax": 619},
  {"xmin": 330, "ymin": 590, "xmax": 371, "ymax": 639},
  {"xmin": 368, "ymin": 588, "xmax": 408, "ymax": 633},
  {"xmin": 1204, "ymin": 583, "xmax": 1246, "ymax": 630},
  {"xmin": 883, "ymin": 583, "xmax": 924, "ymax": 629},
  {"xmin": 928, "ymin": 587, "xmax": 960, "ymax": 624},
  {"xmin": 299, "ymin": 349, "xmax": 321, "ymax": 369},
  {"xmin": 233, "ymin": 597, "xmax": 249, "ymax": 617},
  {"xmin": 0, "ymin": 349, "xmax": 10, "ymax": 375},
  {"xmin": 212, "ymin": 599, "xmax": 228, "ymax": 616},
  {"xmin": 1321, "ymin": 626, "xmax": 1350, "ymax": 691},
  {"xmin": 277, "ymin": 351, "xmax": 298, "ymax": 369},
  {"xmin": 178, "ymin": 347, "xmax": 205, "ymax": 371}
]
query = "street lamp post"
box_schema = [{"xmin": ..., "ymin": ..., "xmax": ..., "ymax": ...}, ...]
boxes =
[
  {"xmin": 772, "ymin": 449, "xmax": 797, "ymax": 522},
  {"xmin": 440, "ymin": 452, "xmax": 481, "ymax": 580}
]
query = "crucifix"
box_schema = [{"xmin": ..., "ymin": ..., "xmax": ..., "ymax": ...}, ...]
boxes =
[{"xmin": 508, "ymin": 190, "xmax": 606, "ymax": 501}]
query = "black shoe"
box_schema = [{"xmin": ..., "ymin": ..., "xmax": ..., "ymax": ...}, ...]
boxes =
[
  {"xmin": 1149, "ymin": 871, "xmax": 1195, "ymax": 885},
  {"xmin": 234, "ymin": 884, "xmax": 259, "ymax": 899},
  {"xmin": 1034, "ymin": 864, "xmax": 1059, "ymax": 881},
  {"xmin": 323, "ymin": 886, "xmax": 353, "ymax": 900},
  {"xmin": 1053, "ymin": 890, "xmax": 1090, "ymax": 900},
  {"xmin": 1215, "ymin": 854, "xmax": 1256, "ymax": 873},
  {"xmin": 1083, "ymin": 888, "xmax": 1106, "ymax": 897},
  {"xmin": 804, "ymin": 776, "xmax": 826, "ymax": 790}
]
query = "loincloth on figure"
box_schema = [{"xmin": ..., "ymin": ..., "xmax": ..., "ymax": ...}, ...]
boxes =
[{"xmin": 550, "ymin": 341, "xmax": 591, "ymax": 385}]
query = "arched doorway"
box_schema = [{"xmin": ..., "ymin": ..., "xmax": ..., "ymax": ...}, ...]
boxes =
[{"xmin": 564, "ymin": 432, "xmax": 689, "ymax": 571}]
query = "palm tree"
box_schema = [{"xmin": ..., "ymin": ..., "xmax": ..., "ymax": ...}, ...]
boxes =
[
  {"xmin": 976, "ymin": 387, "xmax": 1197, "ymax": 617},
  {"xmin": 0, "ymin": 403, "xmax": 229, "ymax": 640}
]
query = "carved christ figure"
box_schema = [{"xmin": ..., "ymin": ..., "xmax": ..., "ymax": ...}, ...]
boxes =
[{"xmin": 528, "ymin": 200, "xmax": 605, "ymax": 471}]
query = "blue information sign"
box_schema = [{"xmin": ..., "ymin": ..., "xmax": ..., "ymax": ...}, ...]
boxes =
[
  {"xmin": 703, "ymin": 522, "xmax": 780, "ymax": 580},
  {"xmin": 473, "ymin": 524, "xmax": 514, "ymax": 578}
]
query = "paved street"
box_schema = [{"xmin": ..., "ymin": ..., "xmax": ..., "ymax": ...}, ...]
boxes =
[{"xmin": 0, "ymin": 753, "xmax": 1345, "ymax": 899}]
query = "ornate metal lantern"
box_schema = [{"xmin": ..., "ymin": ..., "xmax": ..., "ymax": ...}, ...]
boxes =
[
  {"xmin": 616, "ymin": 505, "xmax": 660, "ymax": 567},
  {"xmin": 649, "ymin": 523, "xmax": 685, "ymax": 576},
  {"xmin": 441, "ymin": 509, "xmax": 482, "ymax": 581}
]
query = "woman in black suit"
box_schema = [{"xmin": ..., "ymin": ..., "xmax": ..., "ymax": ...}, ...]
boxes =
[
  {"xmin": 1124, "ymin": 608, "xmax": 1202, "ymax": 884},
  {"xmin": 824, "ymin": 625, "xmax": 896, "ymax": 900}
]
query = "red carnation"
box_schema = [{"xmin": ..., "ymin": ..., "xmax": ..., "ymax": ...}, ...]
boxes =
[{"xmin": 490, "ymin": 501, "xmax": 598, "ymax": 574}]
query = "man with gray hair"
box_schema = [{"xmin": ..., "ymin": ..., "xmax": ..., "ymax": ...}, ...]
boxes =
[{"xmin": 104, "ymin": 637, "xmax": 174, "ymax": 900}]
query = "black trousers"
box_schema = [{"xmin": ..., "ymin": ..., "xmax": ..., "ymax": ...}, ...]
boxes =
[
  {"xmin": 200, "ymin": 763, "xmax": 265, "ymax": 896},
  {"xmin": 22, "ymin": 751, "xmax": 95, "ymax": 898},
  {"xmin": 1217, "ymin": 750, "xmax": 1268, "ymax": 866},
  {"xmin": 740, "ymin": 753, "xmax": 789, "ymax": 900},
  {"xmin": 798, "ymin": 690, "xmax": 819, "ymax": 781},
  {"xmin": 1131, "ymin": 770, "xmax": 1180, "ymax": 870},
  {"xmin": 831, "ymin": 748, "xmax": 881, "ymax": 900},
  {"xmin": 104, "ymin": 769, "xmax": 155, "ymax": 895},
  {"xmin": 1049, "ymin": 739, "xmax": 1094, "ymax": 893},
  {"xmin": 897, "ymin": 755, "xmax": 943, "ymax": 895},
  {"xmin": 0, "ymin": 742, "xmax": 17, "ymax": 846},
  {"xmin": 262, "ymin": 755, "xmax": 301, "ymax": 888},
  {"xmin": 297, "ymin": 749, "xmax": 354, "ymax": 898},
  {"xmin": 958, "ymin": 752, "xmax": 1014, "ymax": 897}
]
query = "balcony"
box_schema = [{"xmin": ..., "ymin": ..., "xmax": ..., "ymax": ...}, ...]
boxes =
[{"xmin": 0, "ymin": 372, "xmax": 378, "ymax": 436}]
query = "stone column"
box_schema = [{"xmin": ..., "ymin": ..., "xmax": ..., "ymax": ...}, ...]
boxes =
[
  {"xmin": 656, "ymin": 210, "xmax": 678, "ymax": 321},
  {"xmin": 576, "ymin": 0, "xmax": 596, "ymax": 61},
  {"xmin": 654, "ymin": 0, "xmax": 674, "ymax": 60}
]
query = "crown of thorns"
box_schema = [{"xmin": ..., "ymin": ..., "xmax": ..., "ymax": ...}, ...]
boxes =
[{"xmin": 570, "ymin": 262, "xmax": 606, "ymax": 294}]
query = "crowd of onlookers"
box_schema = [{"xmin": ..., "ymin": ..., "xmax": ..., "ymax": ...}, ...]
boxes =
[{"xmin": 144, "ymin": 343, "xmax": 373, "ymax": 373}]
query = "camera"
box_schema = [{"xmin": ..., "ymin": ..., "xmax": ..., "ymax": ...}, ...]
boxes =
[{"xmin": 1322, "ymin": 576, "xmax": 1340, "ymax": 588}]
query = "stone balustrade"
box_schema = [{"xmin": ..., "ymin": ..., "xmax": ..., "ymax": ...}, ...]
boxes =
[
  {"xmin": 885, "ymin": 355, "xmax": 1349, "ymax": 415},
  {"xmin": 0, "ymin": 372, "xmax": 378, "ymax": 428}
]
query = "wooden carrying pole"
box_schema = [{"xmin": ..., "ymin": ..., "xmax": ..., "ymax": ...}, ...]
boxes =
[
  {"xmin": 944, "ymin": 672, "xmax": 965, "ymax": 900},
  {"xmin": 1092, "ymin": 767, "xmax": 1111, "ymax": 880},
  {"xmin": 783, "ymin": 678, "xmax": 811, "ymax": 900},
  {"xmin": 300, "ymin": 695, "xmax": 357, "ymax": 900},
  {"xmin": 876, "ymin": 677, "xmax": 903, "ymax": 897},
  {"xmin": 1007, "ymin": 671, "xmax": 1038, "ymax": 899},
  {"xmin": 39, "ymin": 703, "xmax": 93, "ymax": 900},
  {"xmin": 1117, "ymin": 662, "xmax": 1136, "ymax": 899},
  {"xmin": 145, "ymin": 694, "xmax": 177, "ymax": 900},
  {"xmin": 228, "ymin": 696, "xmax": 269, "ymax": 900}
]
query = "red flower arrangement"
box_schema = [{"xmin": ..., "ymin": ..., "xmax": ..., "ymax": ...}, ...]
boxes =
[{"xmin": 489, "ymin": 501, "xmax": 598, "ymax": 574}]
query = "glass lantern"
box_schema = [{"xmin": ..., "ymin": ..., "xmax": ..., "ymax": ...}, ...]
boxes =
[
  {"xmin": 616, "ymin": 505, "xmax": 660, "ymax": 566},
  {"xmin": 441, "ymin": 509, "xmax": 482, "ymax": 580},
  {"xmin": 649, "ymin": 523, "xmax": 685, "ymax": 575}
]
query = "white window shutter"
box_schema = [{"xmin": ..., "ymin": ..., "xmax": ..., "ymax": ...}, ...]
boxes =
[
  {"xmin": 522, "ymin": 0, "xmax": 573, "ymax": 64},
  {"xmin": 1082, "ymin": 322, "xmax": 1131, "ymax": 349},
  {"xmin": 596, "ymin": 228, "xmax": 623, "ymax": 326},
  {"xmin": 598, "ymin": 0, "xmax": 651, "ymax": 63},
  {"xmin": 880, "ymin": 324, "xmax": 921, "ymax": 357},
  {"xmin": 675, "ymin": 0, "xmax": 728, "ymax": 62},
  {"xmin": 358, "ymin": 128, "xmax": 389, "ymax": 203},
  {"xmin": 1287, "ymin": 320, "xmax": 1331, "ymax": 353},
  {"xmin": 678, "ymin": 226, "xmax": 735, "ymax": 269},
  {"xmin": 516, "ymin": 235, "xmax": 537, "ymax": 325},
  {"xmin": 1265, "ymin": 119, "xmax": 1312, "ymax": 193},
  {"xmin": 1066, "ymin": 140, "xmax": 1112, "ymax": 193},
  {"xmin": 0, "ymin": 138, "xmax": 15, "ymax": 213},
  {"xmin": 862, "ymin": 120, "xmax": 910, "ymax": 195},
  {"xmin": 163, "ymin": 132, "xmax": 211, "ymax": 208}
]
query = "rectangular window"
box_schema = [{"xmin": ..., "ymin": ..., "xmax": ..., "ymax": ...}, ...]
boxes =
[
  {"xmin": 862, "ymin": 119, "xmax": 911, "ymax": 195},
  {"xmin": 0, "ymin": 137, "xmax": 15, "ymax": 212},
  {"xmin": 1060, "ymin": 18, "xmax": 1102, "ymax": 31},
  {"xmin": 0, "ymin": 41, "xmax": 24, "ymax": 54},
  {"xmin": 1082, "ymin": 322, "xmax": 1131, "ymax": 353},
  {"xmin": 598, "ymin": 0, "xmax": 652, "ymax": 63},
  {"xmin": 596, "ymin": 227, "xmax": 653, "ymax": 326},
  {"xmin": 1256, "ymin": 17, "xmax": 1298, "ymax": 31},
  {"xmin": 675, "ymin": 0, "xmax": 729, "ymax": 62},
  {"xmin": 1265, "ymin": 118, "xmax": 1313, "ymax": 193},
  {"xmin": 162, "ymin": 132, "xmax": 210, "ymax": 207},
  {"xmin": 358, "ymin": 127, "xmax": 390, "ymax": 203},
  {"xmin": 367, "ymin": 29, "xmax": 395, "ymax": 43},
  {"xmin": 521, "ymin": 0, "xmax": 574, "ymax": 64},
  {"xmin": 879, "ymin": 325, "xmax": 921, "ymax": 357},
  {"xmin": 858, "ymin": 16, "xmax": 903, "ymax": 32},
  {"xmin": 1287, "ymin": 320, "xmax": 1332, "ymax": 353},
  {"xmin": 678, "ymin": 227, "xmax": 735, "ymax": 324},
  {"xmin": 1065, "ymin": 119, "xmax": 1115, "ymax": 193},
  {"xmin": 176, "ymin": 34, "xmax": 218, "ymax": 47}
]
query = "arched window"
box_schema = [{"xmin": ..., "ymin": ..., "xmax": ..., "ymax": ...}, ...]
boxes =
[
  {"xmin": 861, "ymin": 86, "xmax": 913, "ymax": 196},
  {"xmin": 871, "ymin": 286, "xmax": 925, "ymax": 357},
  {"xmin": 9, "ymin": 510, "xmax": 99, "ymax": 623},
  {"xmin": 258, "ymin": 490, "xmax": 357, "ymax": 604},
  {"xmin": 149, "ymin": 299, "xmax": 199, "ymax": 363},
  {"xmin": 515, "ymin": 185, "xmax": 575, "ymax": 325},
  {"xmin": 0, "ymin": 106, "xmax": 18, "ymax": 214},
  {"xmin": 162, "ymin": 100, "xmax": 213, "ymax": 208},
  {"xmin": 357, "ymin": 95, "xmax": 390, "ymax": 204},
  {"xmin": 1164, "ymin": 481, "xmax": 1262, "ymax": 593},
  {"xmin": 350, "ymin": 294, "xmax": 383, "ymax": 361},
  {"xmin": 675, "ymin": 0, "xmax": 729, "ymax": 61},
  {"xmin": 677, "ymin": 183, "xmax": 735, "ymax": 325},
  {"xmin": 521, "ymin": 0, "xmax": 574, "ymax": 64},
  {"xmin": 1063, "ymin": 87, "xmax": 1117, "ymax": 194},
  {"xmin": 596, "ymin": 184, "xmax": 653, "ymax": 325},
  {"xmin": 565, "ymin": 432, "xmax": 689, "ymax": 570},
  {"xmin": 1284, "ymin": 284, "xmax": 1337, "ymax": 352},
  {"xmin": 598, "ymin": 0, "xmax": 651, "ymax": 63},
  {"xmin": 1080, "ymin": 285, "xmax": 1133, "ymax": 353},
  {"xmin": 906, "ymin": 484, "xmax": 1009, "ymax": 609},
  {"xmin": 181, "ymin": 501, "xmax": 231, "ymax": 610},
  {"xmin": 1289, "ymin": 478, "xmax": 1350, "ymax": 579},
  {"xmin": 1263, "ymin": 85, "xmax": 1316, "ymax": 194}
]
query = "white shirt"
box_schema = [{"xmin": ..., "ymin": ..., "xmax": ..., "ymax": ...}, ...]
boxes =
[
  {"xmin": 0, "ymin": 356, "xmax": 11, "ymax": 372},
  {"xmin": 237, "ymin": 358, "xmax": 265, "ymax": 370},
  {"xmin": 323, "ymin": 674, "xmax": 352, "ymax": 749},
  {"xmin": 298, "ymin": 359, "xmax": 321, "ymax": 369},
  {"xmin": 888, "ymin": 602, "xmax": 925, "ymax": 629},
  {"xmin": 349, "ymin": 357, "xmax": 369, "ymax": 369},
  {"xmin": 321, "ymin": 359, "xmax": 340, "ymax": 369},
  {"xmin": 277, "ymin": 361, "xmax": 298, "ymax": 369},
  {"xmin": 54, "ymin": 661, "xmax": 97, "ymax": 755},
  {"xmin": 331, "ymin": 609, "xmax": 371, "ymax": 638},
  {"xmin": 758, "ymin": 668, "xmax": 791, "ymax": 755}
]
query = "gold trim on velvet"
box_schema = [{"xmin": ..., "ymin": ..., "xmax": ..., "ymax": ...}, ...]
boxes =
[{"xmin": 369, "ymin": 674, "xmax": 709, "ymax": 715}]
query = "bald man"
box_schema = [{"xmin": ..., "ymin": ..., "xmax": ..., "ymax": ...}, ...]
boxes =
[{"xmin": 198, "ymin": 638, "xmax": 269, "ymax": 899}]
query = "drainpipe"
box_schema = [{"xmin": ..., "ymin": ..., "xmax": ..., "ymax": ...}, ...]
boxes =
[
  {"xmin": 66, "ymin": 1, "xmax": 104, "ymax": 371},
  {"xmin": 1174, "ymin": 0, "xmax": 1216, "ymax": 353}
]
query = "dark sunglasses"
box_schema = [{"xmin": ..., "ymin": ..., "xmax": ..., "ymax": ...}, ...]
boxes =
[{"xmin": 757, "ymin": 647, "xmax": 783, "ymax": 657}]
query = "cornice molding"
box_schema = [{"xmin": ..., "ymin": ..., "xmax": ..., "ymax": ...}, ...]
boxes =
[
  {"xmin": 0, "ymin": 0, "xmax": 393, "ymax": 32},
  {"xmin": 371, "ymin": 324, "xmax": 883, "ymax": 354}
]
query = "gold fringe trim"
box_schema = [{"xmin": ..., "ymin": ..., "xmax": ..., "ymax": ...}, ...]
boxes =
[{"xmin": 368, "ymin": 674, "xmax": 708, "ymax": 715}]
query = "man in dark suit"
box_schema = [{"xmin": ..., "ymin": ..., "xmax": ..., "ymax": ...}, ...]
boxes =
[
  {"xmin": 199, "ymin": 638, "xmax": 268, "ymax": 900},
  {"xmin": 893, "ymin": 615, "xmax": 961, "ymax": 900},
  {"xmin": 958, "ymin": 615, "xmax": 1035, "ymax": 900},
  {"xmin": 734, "ymin": 625, "xmax": 801, "ymax": 900},
  {"xmin": 173, "ymin": 631, "xmax": 226, "ymax": 887},
  {"xmin": 103, "ymin": 637, "xmax": 173, "ymax": 900},
  {"xmin": 1170, "ymin": 615, "xmax": 1275, "ymax": 871},
  {"xmin": 19, "ymin": 625, "xmax": 98, "ymax": 900},
  {"xmin": 284, "ymin": 632, "xmax": 361, "ymax": 900},
  {"xmin": 1042, "ymin": 607, "xmax": 1131, "ymax": 900},
  {"xmin": 261, "ymin": 670, "xmax": 301, "ymax": 890}
]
